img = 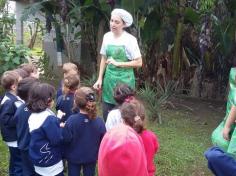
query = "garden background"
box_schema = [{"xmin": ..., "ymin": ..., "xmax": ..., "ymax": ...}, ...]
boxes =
[{"xmin": 1, "ymin": 0, "xmax": 236, "ymax": 175}]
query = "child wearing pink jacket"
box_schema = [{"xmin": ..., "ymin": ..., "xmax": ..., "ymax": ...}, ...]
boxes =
[
  {"xmin": 98, "ymin": 123, "xmax": 149, "ymax": 176},
  {"xmin": 120, "ymin": 98, "xmax": 160, "ymax": 176}
]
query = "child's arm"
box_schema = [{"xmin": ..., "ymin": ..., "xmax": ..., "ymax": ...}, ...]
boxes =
[
  {"xmin": 0, "ymin": 101, "xmax": 17, "ymax": 127},
  {"xmin": 223, "ymin": 105, "xmax": 236, "ymax": 140},
  {"xmin": 42, "ymin": 115, "xmax": 63, "ymax": 146},
  {"xmin": 62, "ymin": 120, "xmax": 73, "ymax": 143}
]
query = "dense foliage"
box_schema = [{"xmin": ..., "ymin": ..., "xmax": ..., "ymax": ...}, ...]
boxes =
[
  {"xmin": 0, "ymin": 2, "xmax": 29, "ymax": 75},
  {"xmin": 17, "ymin": 0, "xmax": 236, "ymax": 120},
  {"xmin": 20, "ymin": 0, "xmax": 236, "ymax": 98}
]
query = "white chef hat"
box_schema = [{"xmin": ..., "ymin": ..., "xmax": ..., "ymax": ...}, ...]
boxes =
[{"xmin": 111, "ymin": 8, "xmax": 133, "ymax": 27}]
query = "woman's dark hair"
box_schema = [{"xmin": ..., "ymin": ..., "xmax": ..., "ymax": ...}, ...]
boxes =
[
  {"xmin": 27, "ymin": 83, "xmax": 55, "ymax": 113},
  {"xmin": 17, "ymin": 77, "xmax": 39, "ymax": 102},
  {"xmin": 74, "ymin": 87, "xmax": 96, "ymax": 119},
  {"xmin": 120, "ymin": 98, "xmax": 146, "ymax": 133},
  {"xmin": 113, "ymin": 83, "xmax": 135, "ymax": 105}
]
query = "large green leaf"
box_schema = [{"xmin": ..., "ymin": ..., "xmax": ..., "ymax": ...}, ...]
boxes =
[
  {"xmin": 21, "ymin": 0, "xmax": 48, "ymax": 21},
  {"xmin": 13, "ymin": 57, "xmax": 20, "ymax": 65},
  {"xmin": 225, "ymin": 0, "xmax": 236, "ymax": 16},
  {"xmin": 183, "ymin": 7, "xmax": 200, "ymax": 25},
  {"xmin": 214, "ymin": 19, "xmax": 236, "ymax": 56},
  {"xmin": 121, "ymin": 0, "xmax": 144, "ymax": 13},
  {"xmin": 166, "ymin": 6, "xmax": 178, "ymax": 18},
  {"xmin": 141, "ymin": 10, "xmax": 161, "ymax": 42}
]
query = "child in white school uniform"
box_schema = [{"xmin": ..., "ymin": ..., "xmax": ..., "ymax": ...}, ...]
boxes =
[{"xmin": 27, "ymin": 83, "xmax": 64, "ymax": 176}]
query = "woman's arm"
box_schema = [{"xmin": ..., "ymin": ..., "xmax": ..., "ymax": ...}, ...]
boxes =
[
  {"xmin": 93, "ymin": 56, "xmax": 107, "ymax": 90},
  {"xmin": 223, "ymin": 105, "xmax": 236, "ymax": 140},
  {"xmin": 106, "ymin": 57, "xmax": 142, "ymax": 68}
]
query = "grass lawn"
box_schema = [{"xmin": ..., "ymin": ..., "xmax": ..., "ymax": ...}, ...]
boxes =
[
  {"xmin": 151, "ymin": 97, "xmax": 224, "ymax": 176},
  {"xmin": 152, "ymin": 110, "xmax": 212, "ymax": 175},
  {"xmin": 0, "ymin": 97, "xmax": 223, "ymax": 176},
  {"xmin": 0, "ymin": 136, "xmax": 9, "ymax": 175}
]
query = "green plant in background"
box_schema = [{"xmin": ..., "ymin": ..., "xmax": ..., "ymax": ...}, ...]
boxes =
[
  {"xmin": 137, "ymin": 80, "xmax": 179, "ymax": 124},
  {"xmin": 199, "ymin": 0, "xmax": 216, "ymax": 13},
  {"xmin": 0, "ymin": 1, "xmax": 30, "ymax": 75},
  {"xmin": 0, "ymin": 39, "xmax": 30, "ymax": 75},
  {"xmin": 80, "ymin": 73, "xmax": 102, "ymax": 105},
  {"xmin": 36, "ymin": 52, "xmax": 55, "ymax": 80},
  {"xmin": 80, "ymin": 73, "xmax": 97, "ymax": 87}
]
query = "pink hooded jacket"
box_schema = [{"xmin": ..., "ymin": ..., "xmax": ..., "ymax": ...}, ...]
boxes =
[{"xmin": 98, "ymin": 124, "xmax": 149, "ymax": 176}]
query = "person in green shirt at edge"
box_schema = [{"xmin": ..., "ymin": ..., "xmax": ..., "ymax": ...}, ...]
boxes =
[{"xmin": 93, "ymin": 8, "xmax": 142, "ymax": 122}]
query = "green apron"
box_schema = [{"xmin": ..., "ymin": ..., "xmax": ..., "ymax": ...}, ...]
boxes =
[
  {"xmin": 102, "ymin": 45, "xmax": 135, "ymax": 104},
  {"xmin": 212, "ymin": 68, "xmax": 236, "ymax": 157}
]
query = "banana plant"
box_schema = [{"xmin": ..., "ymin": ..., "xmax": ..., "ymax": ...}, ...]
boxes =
[{"xmin": 21, "ymin": 0, "xmax": 110, "ymax": 64}]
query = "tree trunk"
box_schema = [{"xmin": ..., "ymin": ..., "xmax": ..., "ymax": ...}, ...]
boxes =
[
  {"xmin": 96, "ymin": 19, "xmax": 106, "ymax": 72},
  {"xmin": 172, "ymin": 20, "xmax": 183, "ymax": 79},
  {"xmin": 28, "ymin": 22, "xmax": 39, "ymax": 49}
]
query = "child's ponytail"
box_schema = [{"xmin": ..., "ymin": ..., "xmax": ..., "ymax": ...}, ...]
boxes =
[
  {"xmin": 85, "ymin": 101, "xmax": 97, "ymax": 119},
  {"xmin": 133, "ymin": 115, "xmax": 144, "ymax": 133}
]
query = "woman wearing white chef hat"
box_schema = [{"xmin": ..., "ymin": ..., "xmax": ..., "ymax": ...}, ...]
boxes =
[{"xmin": 93, "ymin": 9, "xmax": 142, "ymax": 122}]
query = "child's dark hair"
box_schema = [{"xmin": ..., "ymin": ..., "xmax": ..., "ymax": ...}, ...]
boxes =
[
  {"xmin": 1, "ymin": 70, "xmax": 20, "ymax": 91},
  {"xmin": 28, "ymin": 83, "xmax": 55, "ymax": 113},
  {"xmin": 14, "ymin": 68, "xmax": 30, "ymax": 78},
  {"xmin": 19, "ymin": 63, "xmax": 37, "ymax": 75},
  {"xmin": 17, "ymin": 77, "xmax": 39, "ymax": 102},
  {"xmin": 113, "ymin": 83, "xmax": 135, "ymax": 105},
  {"xmin": 120, "ymin": 99, "xmax": 146, "ymax": 133},
  {"xmin": 74, "ymin": 87, "xmax": 96, "ymax": 119},
  {"xmin": 63, "ymin": 74, "xmax": 80, "ymax": 91}
]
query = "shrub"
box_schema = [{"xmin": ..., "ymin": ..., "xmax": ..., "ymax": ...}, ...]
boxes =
[
  {"xmin": 137, "ymin": 81, "xmax": 179, "ymax": 123},
  {"xmin": 0, "ymin": 39, "xmax": 29, "ymax": 75}
]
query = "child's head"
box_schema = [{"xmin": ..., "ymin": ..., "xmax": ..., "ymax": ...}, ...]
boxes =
[
  {"xmin": 113, "ymin": 83, "xmax": 135, "ymax": 105},
  {"xmin": 28, "ymin": 83, "xmax": 55, "ymax": 113},
  {"xmin": 19, "ymin": 63, "xmax": 39, "ymax": 79},
  {"xmin": 120, "ymin": 99, "xmax": 146, "ymax": 133},
  {"xmin": 17, "ymin": 77, "xmax": 39, "ymax": 102},
  {"xmin": 62, "ymin": 62, "xmax": 79, "ymax": 77},
  {"xmin": 1, "ymin": 70, "xmax": 20, "ymax": 92},
  {"xmin": 62, "ymin": 74, "xmax": 80, "ymax": 94},
  {"xmin": 74, "ymin": 87, "xmax": 96, "ymax": 119},
  {"xmin": 14, "ymin": 68, "xmax": 30, "ymax": 79},
  {"xmin": 98, "ymin": 124, "xmax": 148, "ymax": 176}
]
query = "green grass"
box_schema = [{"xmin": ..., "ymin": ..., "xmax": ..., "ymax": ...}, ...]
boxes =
[
  {"xmin": 151, "ymin": 109, "xmax": 213, "ymax": 176},
  {"xmin": 0, "ymin": 103, "xmax": 219, "ymax": 176},
  {"xmin": 0, "ymin": 137, "xmax": 8, "ymax": 175}
]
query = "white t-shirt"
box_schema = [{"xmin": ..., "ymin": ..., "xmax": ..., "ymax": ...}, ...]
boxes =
[
  {"xmin": 34, "ymin": 160, "xmax": 63, "ymax": 176},
  {"xmin": 105, "ymin": 109, "xmax": 123, "ymax": 131},
  {"xmin": 100, "ymin": 31, "xmax": 141, "ymax": 60}
]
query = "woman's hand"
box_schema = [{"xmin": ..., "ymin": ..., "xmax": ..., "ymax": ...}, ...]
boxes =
[
  {"xmin": 223, "ymin": 126, "xmax": 231, "ymax": 141},
  {"xmin": 93, "ymin": 79, "xmax": 102, "ymax": 90},
  {"xmin": 106, "ymin": 57, "xmax": 120, "ymax": 67}
]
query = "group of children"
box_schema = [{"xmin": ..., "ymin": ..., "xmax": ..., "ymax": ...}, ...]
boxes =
[{"xmin": 0, "ymin": 62, "xmax": 159, "ymax": 176}]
